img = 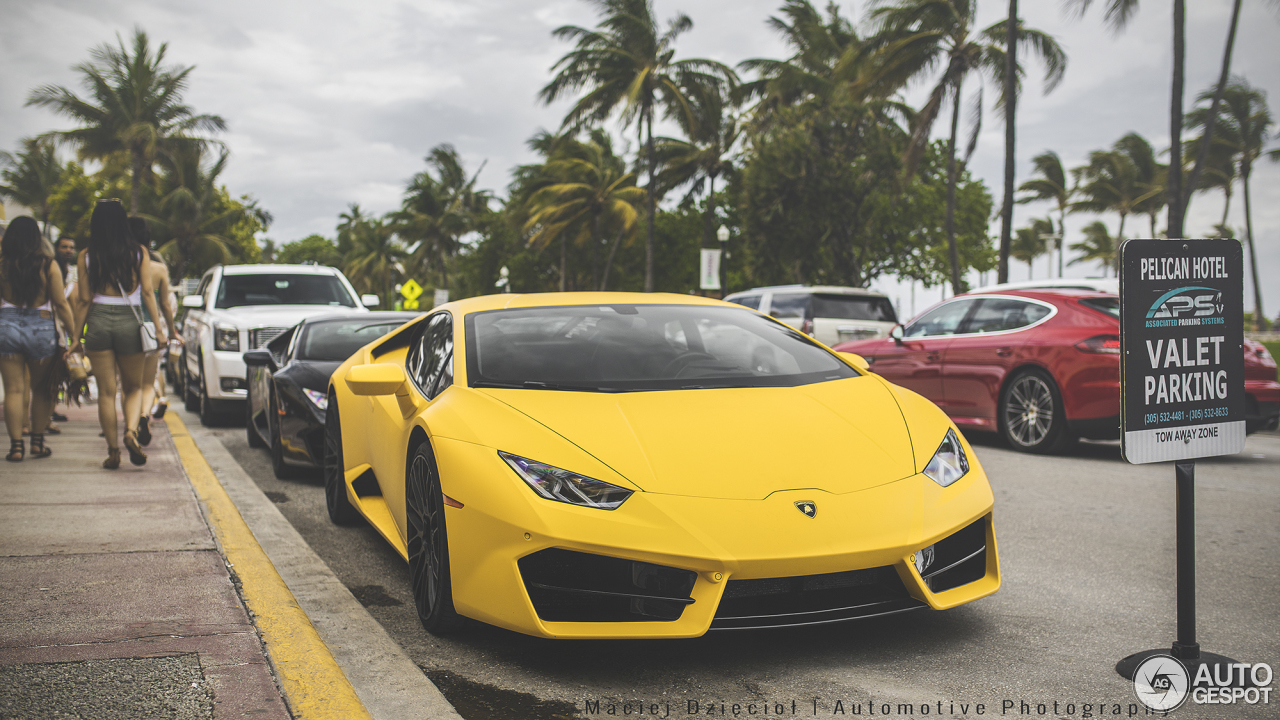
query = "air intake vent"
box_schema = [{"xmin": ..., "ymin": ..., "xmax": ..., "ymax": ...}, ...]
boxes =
[
  {"xmin": 712, "ymin": 565, "xmax": 924, "ymax": 630},
  {"xmin": 518, "ymin": 549, "xmax": 697, "ymax": 623}
]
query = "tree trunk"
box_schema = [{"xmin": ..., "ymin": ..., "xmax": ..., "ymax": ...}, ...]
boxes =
[
  {"xmin": 644, "ymin": 107, "xmax": 656, "ymax": 293},
  {"xmin": 1058, "ymin": 206, "xmax": 1067, "ymax": 278},
  {"xmin": 945, "ymin": 83, "xmax": 963, "ymax": 296},
  {"xmin": 1115, "ymin": 212, "xmax": 1127, "ymax": 275},
  {"xmin": 600, "ymin": 229, "xmax": 624, "ymax": 291},
  {"xmin": 130, "ymin": 149, "xmax": 145, "ymax": 215},
  {"xmin": 1242, "ymin": 164, "xmax": 1265, "ymax": 330},
  {"xmin": 591, "ymin": 213, "xmax": 601, "ymax": 291},
  {"xmin": 998, "ymin": 0, "xmax": 1018, "ymax": 285},
  {"xmin": 1219, "ymin": 187, "xmax": 1232, "ymax": 229},
  {"xmin": 558, "ymin": 235, "xmax": 566, "ymax": 292},
  {"xmin": 1167, "ymin": 0, "xmax": 1186, "ymax": 239},
  {"xmin": 1182, "ymin": 0, "xmax": 1242, "ymax": 218}
]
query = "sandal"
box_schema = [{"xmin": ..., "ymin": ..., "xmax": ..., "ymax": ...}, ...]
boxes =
[
  {"xmin": 6, "ymin": 440, "xmax": 23, "ymax": 462},
  {"xmin": 29, "ymin": 434, "xmax": 51, "ymax": 459},
  {"xmin": 137, "ymin": 416, "xmax": 152, "ymax": 447},
  {"xmin": 103, "ymin": 447, "xmax": 121, "ymax": 470},
  {"xmin": 45, "ymin": 423, "xmax": 61, "ymax": 435},
  {"xmin": 52, "ymin": 411, "xmax": 68, "ymax": 422},
  {"xmin": 123, "ymin": 431, "xmax": 147, "ymax": 466},
  {"xmin": 152, "ymin": 401, "xmax": 168, "ymax": 419}
]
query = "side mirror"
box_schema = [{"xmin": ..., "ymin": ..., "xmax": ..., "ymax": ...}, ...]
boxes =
[
  {"xmin": 182, "ymin": 295, "xmax": 205, "ymax": 309},
  {"xmin": 361, "ymin": 294, "xmax": 380, "ymax": 308},
  {"xmin": 345, "ymin": 364, "xmax": 408, "ymax": 396},
  {"xmin": 838, "ymin": 352, "xmax": 871, "ymax": 373},
  {"xmin": 889, "ymin": 324, "xmax": 905, "ymax": 346},
  {"xmin": 243, "ymin": 350, "xmax": 275, "ymax": 369}
]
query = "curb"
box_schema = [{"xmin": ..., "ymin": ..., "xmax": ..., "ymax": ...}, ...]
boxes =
[{"xmin": 169, "ymin": 412, "xmax": 374, "ymax": 720}]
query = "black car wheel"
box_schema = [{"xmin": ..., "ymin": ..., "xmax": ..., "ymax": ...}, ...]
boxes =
[
  {"xmin": 246, "ymin": 382, "xmax": 266, "ymax": 448},
  {"xmin": 406, "ymin": 439, "xmax": 463, "ymax": 635},
  {"xmin": 183, "ymin": 353, "xmax": 199, "ymax": 412},
  {"xmin": 999, "ymin": 368, "xmax": 1073, "ymax": 454},
  {"xmin": 269, "ymin": 393, "xmax": 298, "ymax": 479},
  {"xmin": 323, "ymin": 393, "xmax": 361, "ymax": 526},
  {"xmin": 198, "ymin": 363, "xmax": 220, "ymax": 427}
]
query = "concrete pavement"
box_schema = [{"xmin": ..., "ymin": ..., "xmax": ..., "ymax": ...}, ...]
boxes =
[{"xmin": 0, "ymin": 398, "xmax": 460, "ymax": 719}]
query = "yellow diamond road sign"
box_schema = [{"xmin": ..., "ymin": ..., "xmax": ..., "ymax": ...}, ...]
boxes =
[{"xmin": 400, "ymin": 279, "xmax": 423, "ymax": 301}]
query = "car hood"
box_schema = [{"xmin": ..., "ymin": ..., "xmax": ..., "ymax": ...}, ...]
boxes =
[
  {"xmin": 209, "ymin": 305, "xmax": 364, "ymax": 328},
  {"xmin": 280, "ymin": 360, "xmax": 342, "ymax": 391},
  {"xmin": 477, "ymin": 377, "xmax": 916, "ymax": 500}
]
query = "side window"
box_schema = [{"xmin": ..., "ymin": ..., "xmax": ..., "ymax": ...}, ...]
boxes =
[
  {"xmin": 904, "ymin": 299, "xmax": 976, "ymax": 338},
  {"xmin": 407, "ymin": 313, "xmax": 453, "ymax": 400},
  {"xmin": 729, "ymin": 295, "xmax": 762, "ymax": 311},
  {"xmin": 768, "ymin": 293, "xmax": 809, "ymax": 319},
  {"xmin": 964, "ymin": 298, "xmax": 1050, "ymax": 334}
]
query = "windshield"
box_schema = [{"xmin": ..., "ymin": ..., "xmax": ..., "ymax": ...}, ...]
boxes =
[
  {"xmin": 299, "ymin": 320, "xmax": 407, "ymax": 361},
  {"xmin": 809, "ymin": 294, "xmax": 897, "ymax": 322},
  {"xmin": 215, "ymin": 274, "xmax": 357, "ymax": 309},
  {"xmin": 465, "ymin": 304, "xmax": 858, "ymax": 392}
]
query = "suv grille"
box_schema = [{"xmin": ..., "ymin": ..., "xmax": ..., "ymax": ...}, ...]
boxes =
[
  {"xmin": 711, "ymin": 565, "xmax": 924, "ymax": 630},
  {"xmin": 250, "ymin": 327, "xmax": 288, "ymax": 349}
]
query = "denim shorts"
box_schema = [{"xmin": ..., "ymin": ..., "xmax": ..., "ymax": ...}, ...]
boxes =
[
  {"xmin": 0, "ymin": 307, "xmax": 58, "ymax": 360},
  {"xmin": 84, "ymin": 304, "xmax": 145, "ymax": 356}
]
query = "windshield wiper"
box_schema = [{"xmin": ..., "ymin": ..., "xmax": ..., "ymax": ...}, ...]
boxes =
[{"xmin": 471, "ymin": 380, "xmax": 626, "ymax": 393}]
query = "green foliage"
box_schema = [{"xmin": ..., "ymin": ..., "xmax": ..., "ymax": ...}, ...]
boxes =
[{"xmin": 276, "ymin": 234, "xmax": 342, "ymax": 267}]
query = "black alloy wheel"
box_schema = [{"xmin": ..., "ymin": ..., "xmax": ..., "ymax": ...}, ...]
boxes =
[
  {"xmin": 269, "ymin": 392, "xmax": 298, "ymax": 479},
  {"xmin": 246, "ymin": 382, "xmax": 266, "ymax": 448},
  {"xmin": 406, "ymin": 440, "xmax": 463, "ymax": 635},
  {"xmin": 323, "ymin": 393, "xmax": 361, "ymax": 526},
  {"xmin": 999, "ymin": 368, "xmax": 1072, "ymax": 454},
  {"xmin": 183, "ymin": 353, "xmax": 199, "ymax": 412}
]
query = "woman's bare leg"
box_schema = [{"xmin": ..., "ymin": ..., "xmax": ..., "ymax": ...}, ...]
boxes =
[
  {"xmin": 0, "ymin": 355, "xmax": 28, "ymax": 442},
  {"xmin": 140, "ymin": 353, "xmax": 160, "ymax": 419},
  {"xmin": 116, "ymin": 352, "xmax": 146, "ymax": 435},
  {"xmin": 25, "ymin": 356, "xmax": 54, "ymax": 435},
  {"xmin": 87, "ymin": 350, "xmax": 120, "ymax": 448}
]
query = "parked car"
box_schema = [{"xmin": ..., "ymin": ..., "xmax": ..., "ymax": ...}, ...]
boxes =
[
  {"xmin": 178, "ymin": 264, "xmax": 378, "ymax": 425},
  {"xmin": 244, "ymin": 312, "xmax": 420, "ymax": 478},
  {"xmin": 723, "ymin": 285, "xmax": 898, "ymax": 346},
  {"xmin": 325, "ymin": 292, "xmax": 999, "ymax": 639},
  {"xmin": 835, "ymin": 288, "xmax": 1280, "ymax": 453}
]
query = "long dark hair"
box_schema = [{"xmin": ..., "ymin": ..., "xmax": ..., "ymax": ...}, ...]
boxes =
[
  {"xmin": 127, "ymin": 216, "xmax": 164, "ymax": 263},
  {"xmin": 1, "ymin": 216, "xmax": 51, "ymax": 307},
  {"xmin": 87, "ymin": 199, "xmax": 139, "ymax": 294}
]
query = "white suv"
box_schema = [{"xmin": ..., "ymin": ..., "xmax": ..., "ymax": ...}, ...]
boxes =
[
  {"xmin": 178, "ymin": 264, "xmax": 377, "ymax": 425},
  {"xmin": 723, "ymin": 285, "xmax": 899, "ymax": 347}
]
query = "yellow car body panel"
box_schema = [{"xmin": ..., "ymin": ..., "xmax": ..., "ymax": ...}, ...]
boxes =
[{"xmin": 327, "ymin": 292, "xmax": 1001, "ymax": 639}]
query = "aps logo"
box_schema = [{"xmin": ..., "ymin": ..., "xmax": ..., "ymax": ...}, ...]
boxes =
[{"xmin": 1146, "ymin": 286, "xmax": 1224, "ymax": 320}]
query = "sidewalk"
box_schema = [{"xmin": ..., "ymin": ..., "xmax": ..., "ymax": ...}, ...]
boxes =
[{"xmin": 0, "ymin": 395, "xmax": 422, "ymax": 719}]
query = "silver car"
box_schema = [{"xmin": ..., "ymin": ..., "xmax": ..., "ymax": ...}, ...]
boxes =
[{"xmin": 723, "ymin": 285, "xmax": 899, "ymax": 347}]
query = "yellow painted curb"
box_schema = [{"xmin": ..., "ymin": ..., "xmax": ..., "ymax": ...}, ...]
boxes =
[{"xmin": 167, "ymin": 412, "xmax": 372, "ymax": 720}]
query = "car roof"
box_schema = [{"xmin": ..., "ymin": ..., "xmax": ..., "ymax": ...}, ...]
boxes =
[
  {"xmin": 957, "ymin": 288, "xmax": 1117, "ymax": 302},
  {"xmin": 969, "ymin": 278, "xmax": 1118, "ymax": 294},
  {"xmin": 726, "ymin": 285, "xmax": 889, "ymax": 298},
  {"xmin": 220, "ymin": 264, "xmax": 341, "ymax": 276}
]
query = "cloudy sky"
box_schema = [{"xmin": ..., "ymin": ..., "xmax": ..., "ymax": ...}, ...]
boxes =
[{"xmin": 2, "ymin": 0, "xmax": 1277, "ymax": 318}]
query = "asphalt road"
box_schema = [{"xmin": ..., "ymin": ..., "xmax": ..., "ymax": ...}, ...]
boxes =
[{"xmin": 196, "ymin": 403, "xmax": 1279, "ymax": 720}]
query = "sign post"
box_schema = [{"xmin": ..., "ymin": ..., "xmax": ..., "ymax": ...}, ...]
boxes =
[{"xmin": 1116, "ymin": 238, "xmax": 1248, "ymax": 694}]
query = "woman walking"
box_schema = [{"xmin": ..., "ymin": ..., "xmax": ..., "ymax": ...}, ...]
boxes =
[
  {"xmin": 128, "ymin": 216, "xmax": 179, "ymax": 446},
  {"xmin": 0, "ymin": 216, "xmax": 76, "ymax": 461},
  {"xmin": 72, "ymin": 200, "xmax": 166, "ymax": 468}
]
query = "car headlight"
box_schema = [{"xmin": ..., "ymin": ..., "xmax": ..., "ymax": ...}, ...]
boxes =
[
  {"xmin": 214, "ymin": 325, "xmax": 240, "ymax": 352},
  {"xmin": 303, "ymin": 388, "xmax": 328, "ymax": 411},
  {"xmin": 499, "ymin": 451, "xmax": 632, "ymax": 510},
  {"xmin": 923, "ymin": 428, "xmax": 969, "ymax": 487}
]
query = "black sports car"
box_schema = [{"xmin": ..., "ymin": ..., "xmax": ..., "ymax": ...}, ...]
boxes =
[{"xmin": 244, "ymin": 311, "xmax": 420, "ymax": 477}]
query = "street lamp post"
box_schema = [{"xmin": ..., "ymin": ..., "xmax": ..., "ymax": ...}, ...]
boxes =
[{"xmin": 716, "ymin": 225, "xmax": 730, "ymax": 298}]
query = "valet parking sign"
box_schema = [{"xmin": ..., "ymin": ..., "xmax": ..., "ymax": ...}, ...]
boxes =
[{"xmin": 1120, "ymin": 238, "xmax": 1245, "ymax": 464}]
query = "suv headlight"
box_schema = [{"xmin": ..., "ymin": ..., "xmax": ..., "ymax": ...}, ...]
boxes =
[
  {"xmin": 499, "ymin": 451, "xmax": 632, "ymax": 510},
  {"xmin": 923, "ymin": 428, "xmax": 969, "ymax": 487},
  {"xmin": 214, "ymin": 325, "xmax": 240, "ymax": 352}
]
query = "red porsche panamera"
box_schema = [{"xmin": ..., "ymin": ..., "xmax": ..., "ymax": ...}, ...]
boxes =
[{"xmin": 835, "ymin": 289, "xmax": 1280, "ymax": 453}]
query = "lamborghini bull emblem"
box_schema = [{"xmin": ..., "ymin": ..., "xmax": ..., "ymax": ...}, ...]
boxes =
[{"xmin": 795, "ymin": 501, "xmax": 817, "ymax": 518}]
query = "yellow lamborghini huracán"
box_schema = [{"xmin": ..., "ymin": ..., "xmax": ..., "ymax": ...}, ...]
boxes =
[{"xmin": 324, "ymin": 293, "xmax": 999, "ymax": 639}]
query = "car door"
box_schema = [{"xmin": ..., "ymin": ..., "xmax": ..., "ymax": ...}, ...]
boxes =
[
  {"xmin": 871, "ymin": 298, "xmax": 978, "ymax": 402},
  {"xmin": 942, "ymin": 296, "xmax": 1054, "ymax": 427}
]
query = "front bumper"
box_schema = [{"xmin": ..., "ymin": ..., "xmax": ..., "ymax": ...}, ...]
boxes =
[
  {"xmin": 435, "ymin": 437, "xmax": 999, "ymax": 639},
  {"xmin": 207, "ymin": 351, "xmax": 249, "ymax": 401}
]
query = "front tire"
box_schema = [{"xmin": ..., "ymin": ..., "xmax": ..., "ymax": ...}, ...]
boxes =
[
  {"xmin": 999, "ymin": 368, "xmax": 1072, "ymax": 454},
  {"xmin": 323, "ymin": 393, "xmax": 361, "ymax": 526},
  {"xmin": 198, "ymin": 363, "xmax": 221, "ymax": 426},
  {"xmin": 183, "ymin": 353, "xmax": 199, "ymax": 412},
  {"xmin": 406, "ymin": 439, "xmax": 463, "ymax": 636}
]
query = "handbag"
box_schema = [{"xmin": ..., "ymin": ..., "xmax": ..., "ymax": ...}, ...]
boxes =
[{"xmin": 118, "ymin": 281, "xmax": 160, "ymax": 354}]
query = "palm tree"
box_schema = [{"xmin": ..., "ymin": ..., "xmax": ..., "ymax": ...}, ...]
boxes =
[
  {"xmin": 1182, "ymin": 104, "xmax": 1239, "ymax": 229},
  {"xmin": 871, "ymin": 0, "xmax": 1065, "ymax": 294},
  {"xmin": 394, "ymin": 145, "xmax": 491, "ymax": 293},
  {"xmin": 0, "ymin": 137, "xmax": 65, "ymax": 236},
  {"xmin": 1011, "ymin": 218, "xmax": 1051, "ymax": 278},
  {"xmin": 1069, "ymin": 220, "xmax": 1118, "ymax": 276},
  {"xmin": 26, "ymin": 28, "xmax": 226, "ymax": 214},
  {"xmin": 1071, "ymin": 138, "xmax": 1160, "ymax": 250},
  {"xmin": 1114, "ymin": 132, "xmax": 1165, "ymax": 237},
  {"xmin": 524, "ymin": 130, "xmax": 646, "ymax": 291},
  {"xmin": 539, "ymin": 0, "xmax": 734, "ymax": 292},
  {"xmin": 343, "ymin": 215, "xmax": 407, "ymax": 310},
  {"xmin": 149, "ymin": 145, "xmax": 242, "ymax": 280},
  {"xmin": 1016, "ymin": 150, "xmax": 1070, "ymax": 276}
]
